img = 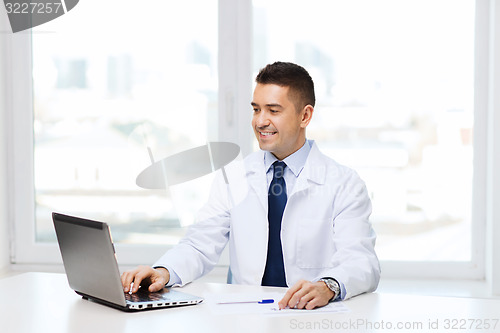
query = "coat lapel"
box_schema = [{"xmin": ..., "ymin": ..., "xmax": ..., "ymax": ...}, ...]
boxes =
[
  {"xmin": 288, "ymin": 142, "xmax": 327, "ymax": 198},
  {"xmin": 245, "ymin": 151, "xmax": 269, "ymax": 213}
]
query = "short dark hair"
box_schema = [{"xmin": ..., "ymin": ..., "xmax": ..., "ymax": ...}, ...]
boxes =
[{"xmin": 255, "ymin": 61, "xmax": 315, "ymax": 111}]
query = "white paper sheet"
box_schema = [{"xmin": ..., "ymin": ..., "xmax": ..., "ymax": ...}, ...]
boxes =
[{"xmin": 204, "ymin": 292, "xmax": 350, "ymax": 316}]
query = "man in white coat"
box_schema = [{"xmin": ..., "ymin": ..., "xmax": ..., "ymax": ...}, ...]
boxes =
[{"xmin": 121, "ymin": 62, "xmax": 380, "ymax": 310}]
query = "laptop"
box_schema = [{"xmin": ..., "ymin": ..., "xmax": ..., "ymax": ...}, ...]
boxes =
[{"xmin": 52, "ymin": 212, "xmax": 203, "ymax": 311}]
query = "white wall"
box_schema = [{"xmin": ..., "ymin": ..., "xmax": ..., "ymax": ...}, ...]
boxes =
[
  {"xmin": 0, "ymin": 115, "xmax": 9, "ymax": 274},
  {"xmin": 0, "ymin": 19, "xmax": 11, "ymax": 274}
]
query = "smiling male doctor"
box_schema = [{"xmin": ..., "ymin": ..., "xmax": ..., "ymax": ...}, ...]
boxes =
[{"xmin": 121, "ymin": 62, "xmax": 380, "ymax": 310}]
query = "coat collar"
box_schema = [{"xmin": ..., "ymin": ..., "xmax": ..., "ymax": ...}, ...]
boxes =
[
  {"xmin": 245, "ymin": 141, "xmax": 327, "ymax": 209},
  {"xmin": 288, "ymin": 141, "xmax": 327, "ymax": 197}
]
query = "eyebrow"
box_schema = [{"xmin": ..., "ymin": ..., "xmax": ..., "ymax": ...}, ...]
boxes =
[{"xmin": 251, "ymin": 102, "xmax": 283, "ymax": 108}]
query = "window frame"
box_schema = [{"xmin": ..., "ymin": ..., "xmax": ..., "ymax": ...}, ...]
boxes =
[{"xmin": 4, "ymin": 0, "xmax": 496, "ymax": 281}]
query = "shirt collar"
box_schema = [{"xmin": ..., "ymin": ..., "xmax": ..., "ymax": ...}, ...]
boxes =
[{"xmin": 264, "ymin": 139, "xmax": 312, "ymax": 177}]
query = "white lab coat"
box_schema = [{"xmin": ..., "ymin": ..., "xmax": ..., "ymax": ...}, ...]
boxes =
[{"xmin": 154, "ymin": 142, "xmax": 380, "ymax": 300}]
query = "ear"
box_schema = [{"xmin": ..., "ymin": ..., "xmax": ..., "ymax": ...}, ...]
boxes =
[{"xmin": 300, "ymin": 105, "xmax": 314, "ymax": 128}]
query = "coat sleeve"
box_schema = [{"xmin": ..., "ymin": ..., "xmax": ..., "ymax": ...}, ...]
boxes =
[
  {"xmin": 321, "ymin": 170, "xmax": 381, "ymax": 300},
  {"xmin": 153, "ymin": 170, "xmax": 231, "ymax": 286}
]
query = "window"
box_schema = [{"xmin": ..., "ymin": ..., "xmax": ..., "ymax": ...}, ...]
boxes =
[
  {"xmin": 7, "ymin": 0, "xmax": 489, "ymax": 278},
  {"xmin": 252, "ymin": 0, "xmax": 476, "ymax": 263},
  {"xmin": 32, "ymin": 0, "xmax": 218, "ymax": 247}
]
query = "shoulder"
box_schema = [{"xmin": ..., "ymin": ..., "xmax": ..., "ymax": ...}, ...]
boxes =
[
  {"xmin": 243, "ymin": 149, "xmax": 265, "ymax": 162},
  {"xmin": 242, "ymin": 150, "xmax": 265, "ymax": 170},
  {"xmin": 309, "ymin": 142, "xmax": 365, "ymax": 184}
]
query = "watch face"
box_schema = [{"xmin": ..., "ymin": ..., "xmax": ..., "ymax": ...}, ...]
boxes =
[{"xmin": 321, "ymin": 279, "xmax": 340, "ymax": 295}]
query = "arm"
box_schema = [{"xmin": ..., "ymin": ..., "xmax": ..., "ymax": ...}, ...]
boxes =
[
  {"xmin": 281, "ymin": 170, "xmax": 380, "ymax": 308},
  {"xmin": 322, "ymin": 171, "xmax": 380, "ymax": 299},
  {"xmin": 122, "ymin": 169, "xmax": 232, "ymax": 291}
]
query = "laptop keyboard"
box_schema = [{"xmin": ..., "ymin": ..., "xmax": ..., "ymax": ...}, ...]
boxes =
[{"xmin": 125, "ymin": 291, "xmax": 167, "ymax": 303}]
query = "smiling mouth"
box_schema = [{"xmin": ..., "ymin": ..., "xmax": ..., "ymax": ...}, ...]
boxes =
[{"xmin": 259, "ymin": 131, "xmax": 277, "ymax": 137}]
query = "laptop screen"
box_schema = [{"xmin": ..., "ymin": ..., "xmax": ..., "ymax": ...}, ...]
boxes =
[{"xmin": 53, "ymin": 212, "xmax": 127, "ymax": 307}]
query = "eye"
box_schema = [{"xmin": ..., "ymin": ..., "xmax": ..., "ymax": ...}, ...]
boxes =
[{"xmin": 270, "ymin": 109, "xmax": 278, "ymax": 113}]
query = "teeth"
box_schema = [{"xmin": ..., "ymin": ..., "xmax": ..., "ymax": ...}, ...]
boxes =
[{"xmin": 260, "ymin": 132, "xmax": 275, "ymax": 136}]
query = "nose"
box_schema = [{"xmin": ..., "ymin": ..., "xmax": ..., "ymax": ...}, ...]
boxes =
[{"xmin": 254, "ymin": 111, "xmax": 270, "ymax": 128}]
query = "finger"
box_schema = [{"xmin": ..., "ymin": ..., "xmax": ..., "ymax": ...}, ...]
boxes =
[
  {"xmin": 288, "ymin": 287, "xmax": 311, "ymax": 309},
  {"xmin": 121, "ymin": 270, "xmax": 137, "ymax": 292},
  {"xmin": 149, "ymin": 279, "xmax": 165, "ymax": 292},
  {"xmin": 296, "ymin": 291, "xmax": 315, "ymax": 309},
  {"xmin": 303, "ymin": 283, "xmax": 332, "ymax": 310},
  {"xmin": 149, "ymin": 268, "xmax": 171, "ymax": 292},
  {"xmin": 278, "ymin": 291, "xmax": 293, "ymax": 309},
  {"xmin": 131, "ymin": 267, "xmax": 152, "ymax": 293},
  {"xmin": 287, "ymin": 282, "xmax": 314, "ymax": 309},
  {"xmin": 305, "ymin": 297, "xmax": 322, "ymax": 310},
  {"xmin": 305, "ymin": 293, "xmax": 330, "ymax": 310},
  {"xmin": 120, "ymin": 272, "xmax": 128, "ymax": 291},
  {"xmin": 278, "ymin": 280, "xmax": 305, "ymax": 309}
]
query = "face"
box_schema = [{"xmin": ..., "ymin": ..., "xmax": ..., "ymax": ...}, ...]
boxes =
[{"xmin": 251, "ymin": 83, "xmax": 313, "ymax": 160}]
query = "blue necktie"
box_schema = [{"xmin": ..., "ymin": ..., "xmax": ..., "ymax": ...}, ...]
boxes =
[{"xmin": 262, "ymin": 161, "xmax": 287, "ymax": 287}]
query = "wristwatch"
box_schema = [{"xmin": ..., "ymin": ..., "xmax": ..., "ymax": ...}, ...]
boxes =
[{"xmin": 319, "ymin": 278, "xmax": 340, "ymax": 301}]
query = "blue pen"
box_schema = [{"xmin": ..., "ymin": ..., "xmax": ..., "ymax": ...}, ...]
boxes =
[{"xmin": 217, "ymin": 299, "xmax": 274, "ymax": 304}]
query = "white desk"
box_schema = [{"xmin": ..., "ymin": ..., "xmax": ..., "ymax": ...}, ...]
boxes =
[{"xmin": 1, "ymin": 272, "xmax": 500, "ymax": 333}]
